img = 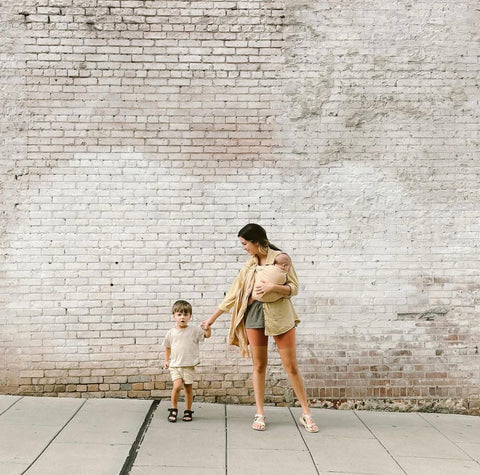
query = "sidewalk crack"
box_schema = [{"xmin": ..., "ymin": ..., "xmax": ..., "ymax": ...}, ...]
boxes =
[
  {"xmin": 288, "ymin": 407, "xmax": 320, "ymax": 475},
  {"xmin": 353, "ymin": 410, "xmax": 408, "ymax": 475},
  {"xmin": 22, "ymin": 398, "xmax": 88, "ymax": 475},
  {"xmin": 120, "ymin": 399, "xmax": 160, "ymax": 475},
  {"xmin": 0, "ymin": 395, "xmax": 23, "ymax": 417},
  {"xmin": 418, "ymin": 412, "xmax": 480, "ymax": 467},
  {"xmin": 224, "ymin": 404, "xmax": 228, "ymax": 475}
]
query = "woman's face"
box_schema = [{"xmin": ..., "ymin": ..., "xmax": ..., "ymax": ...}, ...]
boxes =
[{"xmin": 238, "ymin": 236, "xmax": 259, "ymax": 256}]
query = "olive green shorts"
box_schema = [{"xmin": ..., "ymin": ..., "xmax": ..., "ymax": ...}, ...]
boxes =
[{"xmin": 244, "ymin": 300, "xmax": 265, "ymax": 329}]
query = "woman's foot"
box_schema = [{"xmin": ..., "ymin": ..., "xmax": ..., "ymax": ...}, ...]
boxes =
[
  {"xmin": 252, "ymin": 413, "xmax": 266, "ymax": 431},
  {"xmin": 299, "ymin": 413, "xmax": 319, "ymax": 433}
]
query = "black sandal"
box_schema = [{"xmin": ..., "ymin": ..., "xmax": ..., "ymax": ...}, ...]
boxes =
[
  {"xmin": 183, "ymin": 410, "xmax": 194, "ymax": 422},
  {"xmin": 168, "ymin": 408, "xmax": 178, "ymax": 423}
]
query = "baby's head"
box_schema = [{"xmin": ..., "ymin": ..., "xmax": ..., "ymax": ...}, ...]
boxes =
[{"xmin": 274, "ymin": 253, "xmax": 291, "ymax": 272}]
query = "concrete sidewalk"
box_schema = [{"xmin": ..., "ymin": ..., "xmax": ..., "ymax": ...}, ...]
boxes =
[{"xmin": 1, "ymin": 396, "xmax": 479, "ymax": 475}]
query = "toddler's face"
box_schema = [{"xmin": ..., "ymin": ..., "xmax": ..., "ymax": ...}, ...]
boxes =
[
  {"xmin": 274, "ymin": 255, "xmax": 291, "ymax": 272},
  {"xmin": 173, "ymin": 311, "xmax": 191, "ymax": 328}
]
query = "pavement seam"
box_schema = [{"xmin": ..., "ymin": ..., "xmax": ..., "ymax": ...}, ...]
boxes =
[
  {"xmin": 224, "ymin": 404, "xmax": 228, "ymax": 475},
  {"xmin": 119, "ymin": 399, "xmax": 160, "ymax": 475},
  {"xmin": 288, "ymin": 407, "xmax": 320, "ymax": 475},
  {"xmin": 418, "ymin": 412, "xmax": 480, "ymax": 466},
  {"xmin": 353, "ymin": 410, "xmax": 408, "ymax": 475},
  {"xmin": 21, "ymin": 398, "xmax": 88, "ymax": 475},
  {"xmin": 0, "ymin": 395, "xmax": 23, "ymax": 416}
]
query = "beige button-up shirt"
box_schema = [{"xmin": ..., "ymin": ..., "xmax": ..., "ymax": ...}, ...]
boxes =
[{"xmin": 219, "ymin": 249, "xmax": 300, "ymax": 345}]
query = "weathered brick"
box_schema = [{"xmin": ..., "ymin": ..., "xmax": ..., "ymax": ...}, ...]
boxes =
[{"xmin": 0, "ymin": 0, "xmax": 478, "ymax": 413}]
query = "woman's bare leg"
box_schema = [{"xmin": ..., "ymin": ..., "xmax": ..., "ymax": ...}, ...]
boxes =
[
  {"xmin": 274, "ymin": 328, "xmax": 318, "ymax": 430},
  {"xmin": 246, "ymin": 328, "xmax": 268, "ymax": 429},
  {"xmin": 277, "ymin": 345, "xmax": 310, "ymax": 413}
]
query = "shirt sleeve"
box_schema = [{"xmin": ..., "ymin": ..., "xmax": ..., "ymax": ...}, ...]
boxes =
[
  {"xmin": 218, "ymin": 262, "xmax": 249, "ymax": 312},
  {"xmin": 196, "ymin": 327, "xmax": 205, "ymax": 342},
  {"xmin": 163, "ymin": 330, "xmax": 171, "ymax": 348},
  {"xmin": 286, "ymin": 262, "xmax": 299, "ymax": 297}
]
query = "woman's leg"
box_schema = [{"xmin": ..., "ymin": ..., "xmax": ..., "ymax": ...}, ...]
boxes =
[
  {"xmin": 246, "ymin": 328, "xmax": 268, "ymax": 428},
  {"xmin": 274, "ymin": 328, "xmax": 317, "ymax": 429}
]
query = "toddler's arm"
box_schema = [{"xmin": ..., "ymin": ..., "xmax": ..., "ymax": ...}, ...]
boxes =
[{"xmin": 164, "ymin": 347, "xmax": 171, "ymax": 369}]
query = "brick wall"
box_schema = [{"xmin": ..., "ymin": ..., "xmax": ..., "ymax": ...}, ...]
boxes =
[{"xmin": 1, "ymin": 0, "xmax": 479, "ymax": 413}]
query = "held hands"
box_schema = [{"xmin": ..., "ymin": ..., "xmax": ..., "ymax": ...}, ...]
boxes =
[
  {"xmin": 201, "ymin": 308, "xmax": 223, "ymax": 331},
  {"xmin": 163, "ymin": 361, "xmax": 169, "ymax": 370}
]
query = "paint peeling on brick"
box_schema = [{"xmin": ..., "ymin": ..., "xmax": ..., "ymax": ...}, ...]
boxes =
[
  {"xmin": 0, "ymin": 0, "xmax": 479, "ymax": 413},
  {"xmin": 397, "ymin": 307, "xmax": 449, "ymax": 321}
]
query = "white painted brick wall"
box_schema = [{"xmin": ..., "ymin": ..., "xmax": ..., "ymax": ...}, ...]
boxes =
[{"xmin": 0, "ymin": 0, "xmax": 478, "ymax": 412}]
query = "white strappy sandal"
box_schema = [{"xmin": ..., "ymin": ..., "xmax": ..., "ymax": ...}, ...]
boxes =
[
  {"xmin": 252, "ymin": 413, "xmax": 266, "ymax": 431},
  {"xmin": 299, "ymin": 413, "xmax": 319, "ymax": 433}
]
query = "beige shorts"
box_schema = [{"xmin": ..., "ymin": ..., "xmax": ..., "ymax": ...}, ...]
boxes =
[{"xmin": 169, "ymin": 366, "xmax": 195, "ymax": 385}]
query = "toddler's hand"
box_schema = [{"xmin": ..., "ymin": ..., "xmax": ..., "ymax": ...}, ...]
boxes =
[{"xmin": 201, "ymin": 319, "xmax": 210, "ymax": 331}]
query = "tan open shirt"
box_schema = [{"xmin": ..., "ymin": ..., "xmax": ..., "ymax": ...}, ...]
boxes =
[{"xmin": 219, "ymin": 249, "xmax": 300, "ymax": 349}]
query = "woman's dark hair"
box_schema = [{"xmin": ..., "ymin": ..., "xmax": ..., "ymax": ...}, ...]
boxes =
[{"xmin": 237, "ymin": 223, "xmax": 281, "ymax": 251}]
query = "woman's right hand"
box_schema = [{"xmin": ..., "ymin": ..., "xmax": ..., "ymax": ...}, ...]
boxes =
[{"xmin": 201, "ymin": 309, "xmax": 223, "ymax": 330}]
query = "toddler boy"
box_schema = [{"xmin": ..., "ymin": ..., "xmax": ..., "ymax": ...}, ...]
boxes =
[{"xmin": 163, "ymin": 300, "xmax": 211, "ymax": 422}]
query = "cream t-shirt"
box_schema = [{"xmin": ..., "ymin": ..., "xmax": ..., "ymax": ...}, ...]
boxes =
[{"xmin": 163, "ymin": 326, "xmax": 205, "ymax": 367}]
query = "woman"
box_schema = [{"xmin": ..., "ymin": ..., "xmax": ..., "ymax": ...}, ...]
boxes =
[{"xmin": 201, "ymin": 223, "xmax": 318, "ymax": 433}]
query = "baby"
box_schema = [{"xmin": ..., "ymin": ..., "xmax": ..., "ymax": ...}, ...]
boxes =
[{"xmin": 251, "ymin": 253, "xmax": 292, "ymax": 303}]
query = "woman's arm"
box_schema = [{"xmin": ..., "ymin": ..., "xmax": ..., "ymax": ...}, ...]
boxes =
[
  {"xmin": 202, "ymin": 260, "xmax": 251, "ymax": 329},
  {"xmin": 255, "ymin": 280, "xmax": 291, "ymax": 298},
  {"xmin": 285, "ymin": 262, "xmax": 299, "ymax": 297},
  {"xmin": 256, "ymin": 261, "xmax": 298, "ymax": 298},
  {"xmin": 201, "ymin": 307, "xmax": 224, "ymax": 330}
]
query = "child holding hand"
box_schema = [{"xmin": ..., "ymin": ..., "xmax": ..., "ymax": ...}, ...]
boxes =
[{"xmin": 163, "ymin": 300, "xmax": 211, "ymax": 422}]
